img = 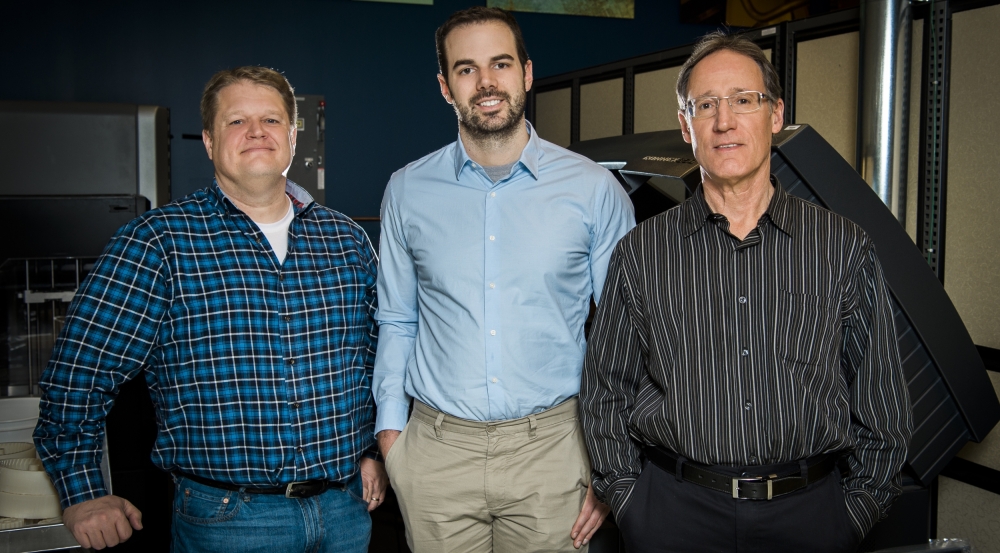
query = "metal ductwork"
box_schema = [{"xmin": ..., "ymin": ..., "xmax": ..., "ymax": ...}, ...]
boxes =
[{"xmin": 859, "ymin": 0, "xmax": 912, "ymax": 222}]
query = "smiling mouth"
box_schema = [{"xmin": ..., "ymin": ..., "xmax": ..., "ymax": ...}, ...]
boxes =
[
  {"xmin": 478, "ymin": 99, "xmax": 502, "ymax": 107},
  {"xmin": 715, "ymin": 143, "xmax": 741, "ymax": 149}
]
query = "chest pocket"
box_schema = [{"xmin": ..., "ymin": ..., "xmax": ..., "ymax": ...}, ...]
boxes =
[{"xmin": 773, "ymin": 290, "xmax": 840, "ymax": 366}]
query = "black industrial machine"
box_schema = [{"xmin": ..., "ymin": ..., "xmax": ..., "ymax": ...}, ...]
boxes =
[
  {"xmin": 287, "ymin": 94, "xmax": 326, "ymax": 205},
  {"xmin": 0, "ymin": 101, "xmax": 172, "ymax": 551},
  {"xmin": 568, "ymin": 125, "xmax": 1000, "ymax": 552}
]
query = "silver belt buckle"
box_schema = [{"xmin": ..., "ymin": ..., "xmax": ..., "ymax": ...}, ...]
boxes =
[
  {"xmin": 731, "ymin": 475, "xmax": 777, "ymax": 500},
  {"xmin": 285, "ymin": 482, "xmax": 304, "ymax": 498}
]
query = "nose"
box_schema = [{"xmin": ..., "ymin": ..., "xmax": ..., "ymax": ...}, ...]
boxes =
[
  {"xmin": 714, "ymin": 99, "xmax": 737, "ymax": 132},
  {"xmin": 478, "ymin": 66, "xmax": 498, "ymax": 89},
  {"xmin": 245, "ymin": 118, "xmax": 265, "ymax": 138}
]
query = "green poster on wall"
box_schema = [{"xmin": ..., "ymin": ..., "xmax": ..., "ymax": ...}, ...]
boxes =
[
  {"xmin": 488, "ymin": 0, "xmax": 634, "ymax": 18},
  {"xmin": 353, "ymin": 0, "xmax": 433, "ymax": 5}
]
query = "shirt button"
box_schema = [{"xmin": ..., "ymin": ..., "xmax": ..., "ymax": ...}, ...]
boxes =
[
  {"xmin": 491, "ymin": 377, "xmax": 498, "ymax": 383},
  {"xmin": 297, "ymin": 446, "xmax": 304, "ymax": 453},
  {"xmin": 289, "ymin": 359, "xmax": 296, "ymax": 365},
  {"xmin": 744, "ymin": 401, "xmax": 752, "ymax": 410},
  {"xmin": 279, "ymin": 274, "xmax": 284, "ymax": 281},
  {"xmin": 489, "ymin": 283, "xmax": 495, "ymax": 289},
  {"xmin": 749, "ymin": 455, "xmax": 758, "ymax": 464},
  {"xmin": 741, "ymin": 349, "xmax": 749, "ymax": 357},
  {"xmin": 283, "ymin": 315, "xmax": 291, "ymax": 322},
  {"xmin": 291, "ymin": 402, "xmax": 300, "ymax": 408},
  {"xmin": 490, "ymin": 330, "xmax": 496, "ymax": 336},
  {"xmin": 739, "ymin": 296, "xmax": 747, "ymax": 304},
  {"xmin": 489, "ymin": 235, "xmax": 495, "ymax": 241},
  {"xmin": 491, "ymin": 192, "xmax": 496, "ymax": 197}
]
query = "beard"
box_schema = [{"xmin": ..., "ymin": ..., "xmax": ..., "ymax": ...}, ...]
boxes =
[{"xmin": 453, "ymin": 86, "xmax": 526, "ymax": 144}]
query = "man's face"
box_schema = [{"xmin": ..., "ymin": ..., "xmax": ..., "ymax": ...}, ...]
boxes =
[
  {"xmin": 202, "ymin": 81, "xmax": 296, "ymax": 186},
  {"xmin": 678, "ymin": 50, "xmax": 784, "ymax": 186},
  {"xmin": 437, "ymin": 22, "xmax": 533, "ymax": 139}
]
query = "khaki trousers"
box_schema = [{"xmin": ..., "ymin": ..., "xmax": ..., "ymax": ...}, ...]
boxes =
[{"xmin": 385, "ymin": 399, "xmax": 590, "ymax": 553}]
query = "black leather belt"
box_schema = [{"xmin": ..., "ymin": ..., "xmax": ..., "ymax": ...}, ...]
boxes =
[
  {"xmin": 645, "ymin": 446, "xmax": 839, "ymax": 500},
  {"xmin": 176, "ymin": 472, "xmax": 345, "ymax": 499}
]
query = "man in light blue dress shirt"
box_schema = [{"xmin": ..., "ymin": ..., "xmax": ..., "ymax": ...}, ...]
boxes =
[{"xmin": 374, "ymin": 7, "xmax": 635, "ymax": 553}]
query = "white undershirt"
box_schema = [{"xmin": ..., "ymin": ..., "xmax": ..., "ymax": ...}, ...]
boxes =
[{"xmin": 256, "ymin": 196, "xmax": 294, "ymax": 263}]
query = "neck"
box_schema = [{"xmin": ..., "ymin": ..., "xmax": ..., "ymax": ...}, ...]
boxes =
[
  {"xmin": 459, "ymin": 119, "xmax": 530, "ymax": 167},
  {"xmin": 216, "ymin": 174, "xmax": 290, "ymax": 224},
  {"xmin": 701, "ymin": 165, "xmax": 774, "ymax": 240}
]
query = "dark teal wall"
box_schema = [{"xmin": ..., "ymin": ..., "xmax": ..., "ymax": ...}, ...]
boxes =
[{"xmin": 3, "ymin": 0, "xmax": 715, "ymax": 240}]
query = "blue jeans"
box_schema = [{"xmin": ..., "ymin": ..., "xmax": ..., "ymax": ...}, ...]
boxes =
[{"xmin": 170, "ymin": 473, "xmax": 371, "ymax": 553}]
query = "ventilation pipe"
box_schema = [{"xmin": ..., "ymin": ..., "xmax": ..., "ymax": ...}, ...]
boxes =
[{"xmin": 859, "ymin": 0, "xmax": 912, "ymax": 223}]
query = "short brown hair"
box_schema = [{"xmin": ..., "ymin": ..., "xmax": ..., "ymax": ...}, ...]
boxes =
[
  {"xmin": 435, "ymin": 7, "xmax": 529, "ymax": 83},
  {"xmin": 676, "ymin": 31, "xmax": 782, "ymax": 111},
  {"xmin": 200, "ymin": 66, "xmax": 297, "ymax": 133}
]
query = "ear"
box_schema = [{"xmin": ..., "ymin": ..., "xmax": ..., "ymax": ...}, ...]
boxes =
[
  {"xmin": 678, "ymin": 111, "xmax": 692, "ymax": 144},
  {"xmin": 437, "ymin": 73, "xmax": 453, "ymax": 104},
  {"xmin": 523, "ymin": 59, "xmax": 533, "ymax": 92},
  {"xmin": 771, "ymin": 98, "xmax": 785, "ymax": 133},
  {"xmin": 290, "ymin": 125, "xmax": 297, "ymax": 155},
  {"xmin": 202, "ymin": 129, "xmax": 214, "ymax": 160}
]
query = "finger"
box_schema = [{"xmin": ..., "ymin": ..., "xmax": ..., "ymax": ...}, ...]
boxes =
[
  {"xmin": 114, "ymin": 511, "xmax": 135, "ymax": 543},
  {"xmin": 122, "ymin": 499, "xmax": 144, "ymax": 530},
  {"xmin": 580, "ymin": 507, "xmax": 610, "ymax": 547},
  {"xmin": 72, "ymin": 528, "xmax": 92, "ymax": 550},
  {"xmin": 88, "ymin": 529, "xmax": 108, "ymax": 550},
  {"xmin": 570, "ymin": 502, "xmax": 593, "ymax": 539}
]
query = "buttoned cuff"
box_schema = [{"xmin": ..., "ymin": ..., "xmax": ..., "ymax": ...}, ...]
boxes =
[
  {"xmin": 603, "ymin": 476, "xmax": 638, "ymax": 521},
  {"xmin": 844, "ymin": 488, "xmax": 881, "ymax": 539},
  {"xmin": 50, "ymin": 465, "xmax": 108, "ymax": 509},
  {"xmin": 374, "ymin": 398, "xmax": 410, "ymax": 435}
]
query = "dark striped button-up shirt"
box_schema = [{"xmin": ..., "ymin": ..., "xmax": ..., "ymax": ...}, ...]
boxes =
[
  {"xmin": 581, "ymin": 180, "xmax": 911, "ymax": 537},
  {"xmin": 35, "ymin": 181, "xmax": 378, "ymax": 508}
]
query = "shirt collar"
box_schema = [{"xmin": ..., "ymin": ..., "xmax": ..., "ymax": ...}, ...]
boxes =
[
  {"xmin": 680, "ymin": 175, "xmax": 793, "ymax": 238},
  {"xmin": 210, "ymin": 178, "xmax": 315, "ymax": 217},
  {"xmin": 453, "ymin": 120, "xmax": 541, "ymax": 181}
]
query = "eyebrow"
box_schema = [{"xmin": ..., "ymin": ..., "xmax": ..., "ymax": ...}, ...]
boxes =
[{"xmin": 452, "ymin": 54, "xmax": 515, "ymax": 71}]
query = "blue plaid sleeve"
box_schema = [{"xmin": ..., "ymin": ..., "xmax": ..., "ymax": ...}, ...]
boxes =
[{"xmin": 34, "ymin": 218, "xmax": 170, "ymax": 508}]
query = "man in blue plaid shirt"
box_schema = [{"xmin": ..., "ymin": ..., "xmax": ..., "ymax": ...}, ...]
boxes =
[{"xmin": 33, "ymin": 66, "xmax": 387, "ymax": 552}]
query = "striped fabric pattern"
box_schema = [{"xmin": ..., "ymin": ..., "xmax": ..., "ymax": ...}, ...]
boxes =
[
  {"xmin": 580, "ymin": 180, "xmax": 912, "ymax": 537},
  {"xmin": 35, "ymin": 181, "xmax": 379, "ymax": 508}
]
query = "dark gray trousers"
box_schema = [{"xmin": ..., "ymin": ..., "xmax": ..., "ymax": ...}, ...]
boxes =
[{"xmin": 616, "ymin": 458, "xmax": 862, "ymax": 553}]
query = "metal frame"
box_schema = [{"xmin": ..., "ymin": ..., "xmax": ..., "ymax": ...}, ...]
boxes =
[{"xmin": 916, "ymin": 0, "xmax": 952, "ymax": 280}]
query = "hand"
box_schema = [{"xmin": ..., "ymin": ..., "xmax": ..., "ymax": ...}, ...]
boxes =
[
  {"xmin": 63, "ymin": 495, "xmax": 143, "ymax": 550},
  {"xmin": 571, "ymin": 484, "xmax": 610, "ymax": 549},
  {"xmin": 376, "ymin": 429, "xmax": 401, "ymax": 459},
  {"xmin": 360, "ymin": 457, "xmax": 389, "ymax": 512}
]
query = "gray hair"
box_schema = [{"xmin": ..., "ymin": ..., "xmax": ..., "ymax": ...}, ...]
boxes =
[{"xmin": 675, "ymin": 31, "xmax": 782, "ymax": 111}]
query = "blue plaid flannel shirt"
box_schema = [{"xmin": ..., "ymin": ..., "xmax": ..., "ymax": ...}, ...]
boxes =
[{"xmin": 34, "ymin": 181, "xmax": 379, "ymax": 508}]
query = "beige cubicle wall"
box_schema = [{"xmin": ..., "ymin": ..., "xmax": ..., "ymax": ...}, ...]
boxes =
[
  {"xmin": 794, "ymin": 32, "xmax": 859, "ymax": 167},
  {"xmin": 938, "ymin": 4, "xmax": 1000, "ymax": 550},
  {"xmin": 580, "ymin": 78, "xmax": 624, "ymax": 141},
  {"xmin": 534, "ymin": 87, "xmax": 572, "ymax": 147},
  {"xmin": 635, "ymin": 66, "xmax": 682, "ymax": 133}
]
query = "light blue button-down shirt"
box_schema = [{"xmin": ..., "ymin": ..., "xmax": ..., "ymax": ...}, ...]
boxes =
[{"xmin": 374, "ymin": 124, "xmax": 635, "ymax": 433}]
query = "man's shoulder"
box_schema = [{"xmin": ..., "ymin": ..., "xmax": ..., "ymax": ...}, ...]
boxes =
[
  {"xmin": 117, "ymin": 187, "xmax": 218, "ymax": 238},
  {"xmin": 386, "ymin": 142, "xmax": 457, "ymax": 190},
  {"xmin": 535, "ymin": 136, "xmax": 614, "ymax": 180},
  {"xmin": 785, "ymin": 193, "xmax": 870, "ymax": 242},
  {"xmin": 617, "ymin": 205, "xmax": 685, "ymax": 251}
]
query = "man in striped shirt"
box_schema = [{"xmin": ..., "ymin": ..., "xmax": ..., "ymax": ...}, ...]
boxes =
[
  {"xmin": 34, "ymin": 66, "xmax": 386, "ymax": 551},
  {"xmin": 580, "ymin": 32, "xmax": 911, "ymax": 553}
]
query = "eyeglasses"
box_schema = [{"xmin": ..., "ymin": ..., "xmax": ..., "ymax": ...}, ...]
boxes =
[{"xmin": 684, "ymin": 91, "xmax": 770, "ymax": 119}]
